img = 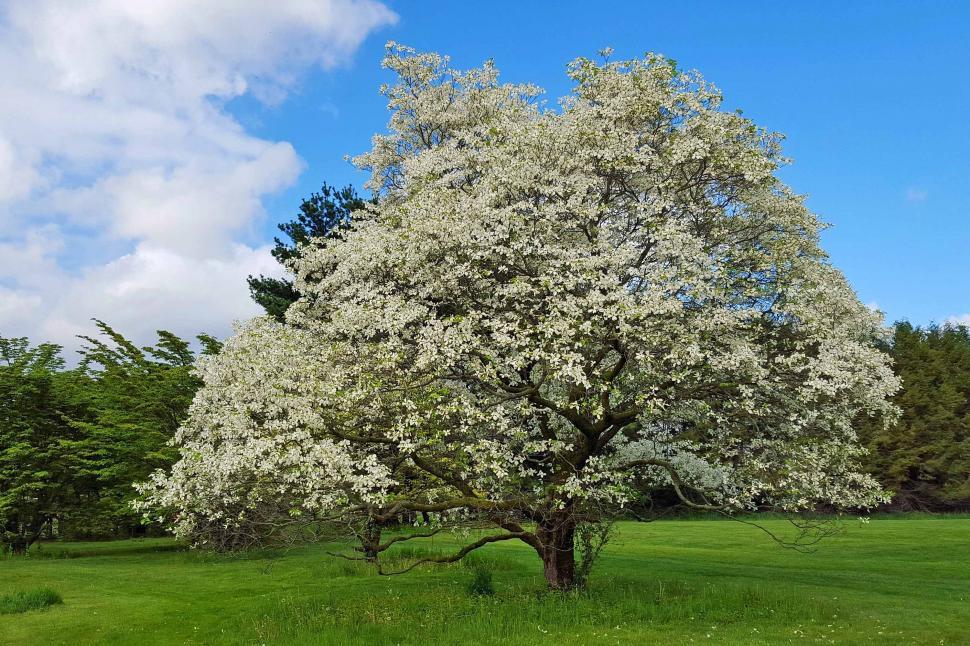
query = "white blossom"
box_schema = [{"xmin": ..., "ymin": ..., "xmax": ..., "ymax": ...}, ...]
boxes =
[{"xmin": 141, "ymin": 44, "xmax": 898, "ymax": 555}]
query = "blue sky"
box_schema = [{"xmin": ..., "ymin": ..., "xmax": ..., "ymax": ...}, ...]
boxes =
[{"xmin": 1, "ymin": 1, "xmax": 967, "ymax": 349}]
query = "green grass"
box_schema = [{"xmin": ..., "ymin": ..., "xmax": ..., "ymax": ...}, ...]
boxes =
[
  {"xmin": 0, "ymin": 588, "xmax": 63, "ymax": 615},
  {"xmin": 1, "ymin": 519, "xmax": 968, "ymax": 644}
]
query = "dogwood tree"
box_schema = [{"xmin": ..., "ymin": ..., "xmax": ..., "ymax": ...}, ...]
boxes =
[{"xmin": 141, "ymin": 44, "xmax": 899, "ymax": 589}]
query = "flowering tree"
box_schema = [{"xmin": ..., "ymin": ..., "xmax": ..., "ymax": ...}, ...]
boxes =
[{"xmin": 141, "ymin": 44, "xmax": 899, "ymax": 590}]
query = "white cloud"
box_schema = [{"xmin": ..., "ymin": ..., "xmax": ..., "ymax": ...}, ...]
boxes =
[
  {"xmin": 37, "ymin": 244, "xmax": 282, "ymax": 349},
  {"xmin": 0, "ymin": 137, "xmax": 43, "ymax": 202},
  {"xmin": 905, "ymin": 187, "xmax": 928, "ymax": 203},
  {"xmin": 0, "ymin": 0, "xmax": 395, "ymax": 351}
]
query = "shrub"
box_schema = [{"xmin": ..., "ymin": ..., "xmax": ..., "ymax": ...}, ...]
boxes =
[
  {"xmin": 466, "ymin": 564, "xmax": 495, "ymax": 597},
  {"xmin": 0, "ymin": 588, "xmax": 63, "ymax": 614}
]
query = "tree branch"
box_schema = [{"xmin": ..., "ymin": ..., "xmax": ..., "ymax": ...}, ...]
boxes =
[
  {"xmin": 620, "ymin": 458, "xmax": 724, "ymax": 511},
  {"xmin": 377, "ymin": 531, "xmax": 530, "ymax": 576},
  {"xmin": 378, "ymin": 528, "xmax": 444, "ymax": 551}
]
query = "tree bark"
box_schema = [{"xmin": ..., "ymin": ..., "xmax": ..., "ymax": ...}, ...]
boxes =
[
  {"xmin": 5, "ymin": 517, "xmax": 46, "ymax": 555},
  {"xmin": 536, "ymin": 513, "xmax": 576, "ymax": 590},
  {"xmin": 9, "ymin": 535, "xmax": 28, "ymax": 555},
  {"xmin": 360, "ymin": 517, "xmax": 382, "ymax": 563}
]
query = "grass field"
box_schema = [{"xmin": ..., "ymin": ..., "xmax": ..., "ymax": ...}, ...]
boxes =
[{"xmin": 1, "ymin": 518, "xmax": 968, "ymax": 645}]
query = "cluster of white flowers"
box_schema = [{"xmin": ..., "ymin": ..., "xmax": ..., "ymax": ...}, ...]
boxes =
[
  {"xmin": 134, "ymin": 319, "xmax": 398, "ymax": 545},
  {"xmin": 141, "ymin": 44, "xmax": 899, "ymax": 551}
]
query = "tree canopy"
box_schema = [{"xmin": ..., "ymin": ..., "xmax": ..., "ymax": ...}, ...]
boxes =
[
  {"xmin": 0, "ymin": 338, "xmax": 85, "ymax": 553},
  {"xmin": 142, "ymin": 45, "xmax": 899, "ymax": 589}
]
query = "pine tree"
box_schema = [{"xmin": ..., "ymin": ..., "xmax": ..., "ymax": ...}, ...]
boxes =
[
  {"xmin": 0, "ymin": 338, "xmax": 85, "ymax": 553},
  {"xmin": 860, "ymin": 322, "xmax": 970, "ymax": 509},
  {"xmin": 248, "ymin": 183, "xmax": 364, "ymax": 320},
  {"xmin": 68, "ymin": 322, "xmax": 220, "ymax": 536},
  {"xmin": 1, "ymin": 324, "xmax": 218, "ymax": 552}
]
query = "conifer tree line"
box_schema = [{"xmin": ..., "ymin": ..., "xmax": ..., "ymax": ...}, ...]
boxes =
[
  {"xmin": 0, "ymin": 322, "xmax": 219, "ymax": 553},
  {"xmin": 856, "ymin": 322, "xmax": 970, "ymax": 510},
  {"xmin": 3, "ymin": 182, "xmax": 968, "ymax": 555}
]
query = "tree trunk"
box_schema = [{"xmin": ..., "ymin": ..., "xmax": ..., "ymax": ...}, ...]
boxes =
[
  {"xmin": 9, "ymin": 535, "xmax": 28, "ymax": 555},
  {"xmin": 5, "ymin": 517, "xmax": 46, "ymax": 556},
  {"xmin": 536, "ymin": 513, "xmax": 576, "ymax": 590},
  {"xmin": 361, "ymin": 518, "xmax": 382, "ymax": 563}
]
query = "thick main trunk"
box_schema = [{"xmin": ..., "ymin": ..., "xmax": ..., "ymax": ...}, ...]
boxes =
[
  {"xmin": 537, "ymin": 514, "xmax": 576, "ymax": 590},
  {"xmin": 9, "ymin": 535, "xmax": 28, "ymax": 555},
  {"xmin": 5, "ymin": 517, "xmax": 45, "ymax": 555}
]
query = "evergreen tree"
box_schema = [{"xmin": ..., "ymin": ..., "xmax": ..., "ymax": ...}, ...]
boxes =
[
  {"xmin": 68, "ymin": 322, "xmax": 221, "ymax": 536},
  {"xmin": 0, "ymin": 324, "xmax": 218, "ymax": 552},
  {"xmin": 248, "ymin": 183, "xmax": 364, "ymax": 320},
  {"xmin": 0, "ymin": 338, "xmax": 85, "ymax": 553},
  {"xmin": 860, "ymin": 322, "xmax": 970, "ymax": 509}
]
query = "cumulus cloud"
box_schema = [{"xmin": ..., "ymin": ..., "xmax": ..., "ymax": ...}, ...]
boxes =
[
  {"xmin": 0, "ymin": 0, "xmax": 395, "ymax": 352},
  {"xmin": 37, "ymin": 243, "xmax": 283, "ymax": 346}
]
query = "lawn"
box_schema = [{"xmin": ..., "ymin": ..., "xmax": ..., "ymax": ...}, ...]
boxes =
[{"xmin": 1, "ymin": 518, "xmax": 968, "ymax": 645}]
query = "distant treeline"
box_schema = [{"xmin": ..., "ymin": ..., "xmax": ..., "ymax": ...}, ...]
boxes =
[
  {"xmin": 1, "ymin": 323, "xmax": 219, "ymax": 553},
  {"xmin": 857, "ymin": 322, "xmax": 970, "ymax": 511}
]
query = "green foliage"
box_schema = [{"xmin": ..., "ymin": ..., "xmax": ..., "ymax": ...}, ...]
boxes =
[
  {"xmin": 2, "ymin": 520, "xmax": 969, "ymax": 644},
  {"xmin": 0, "ymin": 338, "xmax": 87, "ymax": 553},
  {"xmin": 465, "ymin": 563, "xmax": 495, "ymax": 596},
  {"xmin": 574, "ymin": 520, "xmax": 614, "ymax": 589},
  {"xmin": 66, "ymin": 321, "xmax": 218, "ymax": 537},
  {"xmin": 248, "ymin": 183, "xmax": 365, "ymax": 320},
  {"xmin": 859, "ymin": 322, "xmax": 970, "ymax": 510},
  {"xmin": 0, "ymin": 324, "xmax": 215, "ymax": 551},
  {"xmin": 0, "ymin": 588, "xmax": 62, "ymax": 615}
]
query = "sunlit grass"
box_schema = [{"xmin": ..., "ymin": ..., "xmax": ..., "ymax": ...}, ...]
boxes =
[{"xmin": 1, "ymin": 519, "xmax": 967, "ymax": 644}]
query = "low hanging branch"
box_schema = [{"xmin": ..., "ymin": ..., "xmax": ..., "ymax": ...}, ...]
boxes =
[
  {"xmin": 325, "ymin": 526, "xmax": 448, "ymax": 562},
  {"xmin": 378, "ymin": 527, "xmax": 444, "ymax": 551},
  {"xmin": 376, "ymin": 531, "xmax": 531, "ymax": 576}
]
